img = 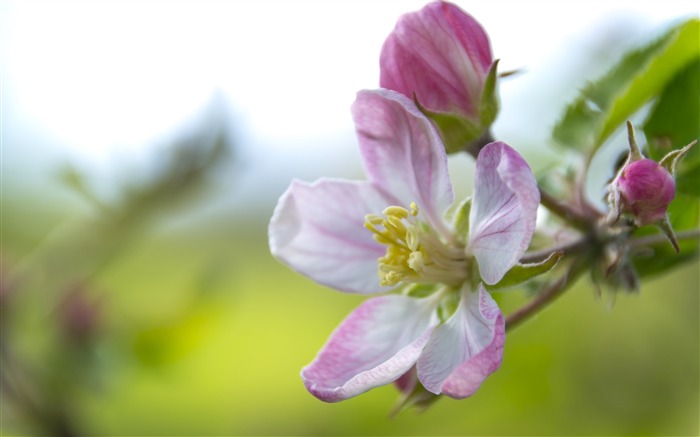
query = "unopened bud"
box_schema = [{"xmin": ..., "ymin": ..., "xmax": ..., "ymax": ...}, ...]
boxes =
[
  {"xmin": 616, "ymin": 158, "xmax": 675, "ymax": 226},
  {"xmin": 607, "ymin": 122, "xmax": 696, "ymax": 252},
  {"xmin": 380, "ymin": 1, "xmax": 498, "ymax": 153}
]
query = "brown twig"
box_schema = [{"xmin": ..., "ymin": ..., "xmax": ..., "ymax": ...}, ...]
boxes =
[{"xmin": 505, "ymin": 257, "xmax": 589, "ymax": 332}]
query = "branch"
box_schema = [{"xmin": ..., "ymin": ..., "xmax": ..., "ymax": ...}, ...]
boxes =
[
  {"xmin": 538, "ymin": 187, "xmax": 591, "ymax": 230},
  {"xmin": 520, "ymin": 237, "xmax": 589, "ymax": 264},
  {"xmin": 629, "ymin": 229, "xmax": 700, "ymax": 249},
  {"xmin": 505, "ymin": 256, "xmax": 589, "ymax": 332}
]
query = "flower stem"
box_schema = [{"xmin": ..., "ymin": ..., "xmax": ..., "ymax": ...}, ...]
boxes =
[
  {"xmin": 538, "ymin": 187, "xmax": 591, "ymax": 230},
  {"xmin": 629, "ymin": 229, "xmax": 700, "ymax": 249},
  {"xmin": 505, "ymin": 256, "xmax": 589, "ymax": 332},
  {"xmin": 520, "ymin": 237, "xmax": 589, "ymax": 264},
  {"xmin": 464, "ymin": 130, "xmax": 495, "ymax": 159}
]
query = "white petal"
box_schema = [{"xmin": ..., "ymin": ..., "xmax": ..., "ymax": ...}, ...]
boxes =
[
  {"xmin": 352, "ymin": 89, "xmax": 453, "ymax": 235},
  {"xmin": 469, "ymin": 142, "xmax": 540, "ymax": 284},
  {"xmin": 417, "ymin": 284, "xmax": 504, "ymax": 398},
  {"xmin": 269, "ymin": 178, "xmax": 390, "ymax": 294},
  {"xmin": 301, "ymin": 294, "xmax": 440, "ymax": 402}
]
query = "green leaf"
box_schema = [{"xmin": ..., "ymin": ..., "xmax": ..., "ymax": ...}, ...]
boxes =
[
  {"xmin": 553, "ymin": 18, "xmax": 700, "ymax": 153},
  {"xmin": 552, "ymin": 99, "xmax": 601, "ymax": 151},
  {"xmin": 675, "ymin": 160, "xmax": 700, "ymax": 197},
  {"xmin": 634, "ymin": 248, "xmax": 698, "ymax": 279},
  {"xmin": 488, "ymin": 252, "xmax": 564, "ymax": 291},
  {"xmin": 630, "ymin": 193, "xmax": 699, "ymax": 277},
  {"xmin": 669, "ymin": 193, "xmax": 700, "ymax": 232},
  {"xmin": 631, "ymin": 235, "xmax": 698, "ymax": 279},
  {"xmin": 644, "ymin": 57, "xmax": 700, "ymax": 197}
]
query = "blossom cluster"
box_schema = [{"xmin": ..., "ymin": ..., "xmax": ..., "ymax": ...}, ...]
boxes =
[
  {"xmin": 268, "ymin": 0, "xmax": 695, "ymax": 407},
  {"xmin": 270, "ymin": 1, "xmax": 539, "ymax": 403}
]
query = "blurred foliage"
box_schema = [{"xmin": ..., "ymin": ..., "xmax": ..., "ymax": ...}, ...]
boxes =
[
  {"xmin": 644, "ymin": 57, "xmax": 700, "ymax": 197},
  {"xmin": 1, "ymin": 106, "xmax": 232, "ymax": 436},
  {"xmin": 547, "ymin": 17, "xmax": 700, "ymax": 291},
  {"xmin": 2, "ymin": 210, "xmax": 698, "ymax": 435},
  {"xmin": 553, "ymin": 18, "xmax": 699, "ymax": 156},
  {"xmin": 2, "ymin": 104, "xmax": 698, "ymax": 435}
]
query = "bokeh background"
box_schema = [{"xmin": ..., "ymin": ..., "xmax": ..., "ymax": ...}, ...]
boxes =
[{"xmin": 2, "ymin": 1, "xmax": 698, "ymax": 435}]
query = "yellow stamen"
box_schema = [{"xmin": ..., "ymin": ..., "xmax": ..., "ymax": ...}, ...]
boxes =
[
  {"xmin": 365, "ymin": 201, "xmax": 467, "ymax": 288},
  {"xmin": 383, "ymin": 206, "xmax": 410, "ymax": 218}
]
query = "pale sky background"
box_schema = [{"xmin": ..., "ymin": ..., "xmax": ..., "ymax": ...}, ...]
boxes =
[{"xmin": 2, "ymin": 0, "xmax": 698, "ymax": 218}]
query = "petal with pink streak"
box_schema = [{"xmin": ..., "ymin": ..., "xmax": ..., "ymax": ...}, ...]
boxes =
[
  {"xmin": 380, "ymin": 1, "xmax": 492, "ymax": 117},
  {"xmin": 269, "ymin": 178, "xmax": 391, "ymax": 294},
  {"xmin": 468, "ymin": 142, "xmax": 540, "ymax": 285},
  {"xmin": 416, "ymin": 284, "xmax": 504, "ymax": 398},
  {"xmin": 352, "ymin": 89, "xmax": 453, "ymax": 233},
  {"xmin": 301, "ymin": 294, "xmax": 440, "ymax": 402}
]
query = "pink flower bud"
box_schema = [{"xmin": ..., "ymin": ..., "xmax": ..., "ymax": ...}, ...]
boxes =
[
  {"xmin": 617, "ymin": 158, "xmax": 675, "ymax": 225},
  {"xmin": 380, "ymin": 1, "xmax": 493, "ymax": 120}
]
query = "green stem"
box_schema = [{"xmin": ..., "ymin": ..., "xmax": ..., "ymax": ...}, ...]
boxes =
[
  {"xmin": 520, "ymin": 237, "xmax": 589, "ymax": 264},
  {"xmin": 629, "ymin": 228, "xmax": 700, "ymax": 249},
  {"xmin": 464, "ymin": 129, "xmax": 495, "ymax": 159}
]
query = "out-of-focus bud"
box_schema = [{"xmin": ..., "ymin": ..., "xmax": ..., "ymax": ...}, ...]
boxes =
[
  {"xmin": 59, "ymin": 284, "xmax": 101, "ymax": 345},
  {"xmin": 616, "ymin": 158, "xmax": 675, "ymax": 226},
  {"xmin": 0, "ymin": 258, "xmax": 18, "ymax": 325},
  {"xmin": 380, "ymin": 1, "xmax": 498, "ymax": 154}
]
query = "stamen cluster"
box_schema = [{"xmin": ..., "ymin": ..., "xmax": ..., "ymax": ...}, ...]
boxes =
[{"xmin": 364, "ymin": 202, "xmax": 467, "ymax": 287}]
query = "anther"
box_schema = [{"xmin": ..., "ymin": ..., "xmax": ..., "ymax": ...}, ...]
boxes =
[
  {"xmin": 383, "ymin": 206, "xmax": 409, "ymax": 218},
  {"xmin": 365, "ymin": 214, "xmax": 384, "ymax": 225},
  {"xmin": 408, "ymin": 251, "xmax": 425, "ymax": 271}
]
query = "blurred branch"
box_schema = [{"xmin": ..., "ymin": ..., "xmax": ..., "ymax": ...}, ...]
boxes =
[
  {"xmin": 1, "ymin": 98, "xmax": 237, "ymax": 435},
  {"xmin": 20, "ymin": 98, "xmax": 235, "ymax": 286},
  {"xmin": 505, "ymin": 255, "xmax": 590, "ymax": 332}
]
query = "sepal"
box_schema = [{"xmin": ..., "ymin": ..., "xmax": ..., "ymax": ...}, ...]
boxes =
[
  {"xmin": 479, "ymin": 60, "xmax": 500, "ymax": 127},
  {"xmin": 413, "ymin": 95, "xmax": 483, "ymax": 154},
  {"xmin": 391, "ymin": 376, "xmax": 441, "ymax": 416},
  {"xmin": 659, "ymin": 139, "xmax": 697, "ymax": 175},
  {"xmin": 657, "ymin": 215, "xmax": 680, "ymax": 253},
  {"xmin": 452, "ymin": 197, "xmax": 472, "ymax": 242},
  {"xmin": 488, "ymin": 252, "xmax": 564, "ymax": 291},
  {"xmin": 624, "ymin": 120, "xmax": 644, "ymax": 162}
]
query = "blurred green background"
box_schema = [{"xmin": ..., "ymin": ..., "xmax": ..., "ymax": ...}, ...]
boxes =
[
  {"xmin": 2, "ymin": 168, "xmax": 698, "ymax": 435},
  {"xmin": 2, "ymin": 1, "xmax": 698, "ymax": 435}
]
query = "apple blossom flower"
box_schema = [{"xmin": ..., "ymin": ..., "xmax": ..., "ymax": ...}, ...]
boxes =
[
  {"xmin": 380, "ymin": 1, "xmax": 498, "ymax": 153},
  {"xmin": 269, "ymin": 89, "xmax": 539, "ymax": 402}
]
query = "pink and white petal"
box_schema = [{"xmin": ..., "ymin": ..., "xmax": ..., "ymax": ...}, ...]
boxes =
[
  {"xmin": 416, "ymin": 284, "xmax": 504, "ymax": 399},
  {"xmin": 301, "ymin": 294, "xmax": 440, "ymax": 402},
  {"xmin": 352, "ymin": 89, "xmax": 453, "ymax": 233},
  {"xmin": 269, "ymin": 178, "xmax": 391, "ymax": 294},
  {"xmin": 468, "ymin": 142, "xmax": 540, "ymax": 285},
  {"xmin": 380, "ymin": 1, "xmax": 492, "ymax": 116}
]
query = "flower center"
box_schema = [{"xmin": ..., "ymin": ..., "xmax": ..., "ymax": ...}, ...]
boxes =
[{"xmin": 364, "ymin": 202, "xmax": 468, "ymax": 287}]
